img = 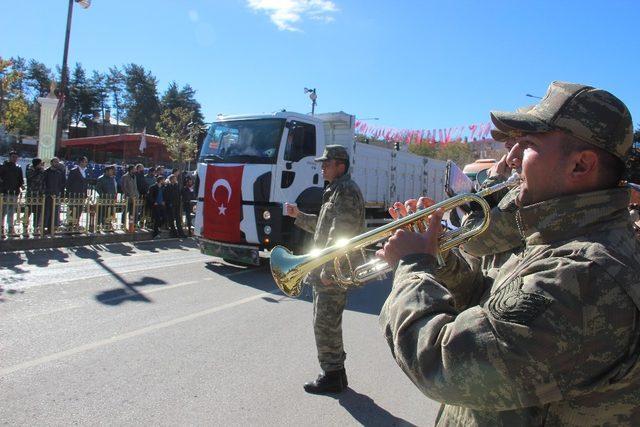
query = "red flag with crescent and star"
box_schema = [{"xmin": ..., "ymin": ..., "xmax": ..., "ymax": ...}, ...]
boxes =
[{"xmin": 203, "ymin": 164, "xmax": 244, "ymax": 242}]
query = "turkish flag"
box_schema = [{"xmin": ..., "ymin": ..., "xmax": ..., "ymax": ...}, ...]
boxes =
[{"xmin": 203, "ymin": 164, "xmax": 244, "ymax": 243}]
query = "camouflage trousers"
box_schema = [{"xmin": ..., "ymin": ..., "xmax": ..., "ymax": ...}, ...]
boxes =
[{"xmin": 312, "ymin": 280, "xmax": 348, "ymax": 372}]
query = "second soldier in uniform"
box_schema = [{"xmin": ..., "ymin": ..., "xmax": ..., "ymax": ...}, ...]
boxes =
[{"xmin": 285, "ymin": 145, "xmax": 365, "ymax": 394}]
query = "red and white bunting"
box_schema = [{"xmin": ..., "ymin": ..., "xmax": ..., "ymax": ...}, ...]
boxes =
[{"xmin": 355, "ymin": 119, "xmax": 495, "ymax": 147}]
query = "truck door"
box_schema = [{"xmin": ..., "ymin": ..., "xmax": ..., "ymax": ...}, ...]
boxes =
[{"xmin": 273, "ymin": 120, "xmax": 322, "ymax": 208}]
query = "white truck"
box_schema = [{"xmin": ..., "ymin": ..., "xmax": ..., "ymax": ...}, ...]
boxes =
[{"xmin": 194, "ymin": 111, "xmax": 453, "ymax": 265}]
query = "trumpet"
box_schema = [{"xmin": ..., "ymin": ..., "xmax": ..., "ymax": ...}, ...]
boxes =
[{"xmin": 270, "ymin": 174, "xmax": 521, "ymax": 297}]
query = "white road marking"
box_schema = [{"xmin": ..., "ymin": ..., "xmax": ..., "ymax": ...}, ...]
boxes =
[
  {"xmin": 20, "ymin": 279, "xmax": 205, "ymax": 319},
  {"xmin": 16, "ymin": 266, "xmax": 269, "ymax": 319},
  {"xmin": 1, "ymin": 287, "xmax": 279, "ymax": 376},
  {"xmin": 1, "ymin": 257, "xmax": 208, "ymax": 288},
  {"xmin": 1, "ymin": 254, "xmax": 266, "ymax": 289}
]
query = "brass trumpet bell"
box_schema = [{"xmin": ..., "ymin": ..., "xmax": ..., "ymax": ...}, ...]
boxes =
[{"xmin": 270, "ymin": 248, "xmax": 317, "ymax": 298}]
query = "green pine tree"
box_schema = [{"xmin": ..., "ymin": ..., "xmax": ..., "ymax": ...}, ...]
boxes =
[
  {"xmin": 67, "ymin": 63, "xmax": 97, "ymax": 127},
  {"xmin": 25, "ymin": 59, "xmax": 52, "ymax": 99},
  {"xmin": 91, "ymin": 70, "xmax": 108, "ymax": 132},
  {"xmin": 123, "ymin": 63, "xmax": 160, "ymax": 132},
  {"xmin": 160, "ymin": 82, "xmax": 204, "ymax": 125},
  {"xmin": 106, "ymin": 66, "xmax": 125, "ymax": 129}
]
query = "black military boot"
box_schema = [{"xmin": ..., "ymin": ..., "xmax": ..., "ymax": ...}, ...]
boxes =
[{"xmin": 303, "ymin": 369, "xmax": 348, "ymax": 394}]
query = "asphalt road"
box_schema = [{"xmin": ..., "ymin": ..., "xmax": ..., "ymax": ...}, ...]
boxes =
[{"xmin": 1, "ymin": 239, "xmax": 441, "ymax": 426}]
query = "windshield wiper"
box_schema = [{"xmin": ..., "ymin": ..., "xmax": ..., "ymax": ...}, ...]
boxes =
[{"xmin": 201, "ymin": 154, "xmax": 224, "ymax": 162}]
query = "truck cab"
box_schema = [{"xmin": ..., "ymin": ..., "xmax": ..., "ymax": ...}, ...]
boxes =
[
  {"xmin": 194, "ymin": 110, "xmax": 454, "ymax": 266},
  {"xmin": 194, "ymin": 111, "xmax": 346, "ymax": 265}
]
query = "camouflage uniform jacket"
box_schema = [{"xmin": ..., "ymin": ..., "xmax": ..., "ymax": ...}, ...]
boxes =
[
  {"xmin": 462, "ymin": 183, "xmax": 522, "ymax": 258},
  {"xmin": 463, "ymin": 174, "xmax": 523, "ymax": 258},
  {"xmin": 433, "ymin": 181, "xmax": 523, "ymax": 311},
  {"xmin": 295, "ymin": 173, "xmax": 365, "ymax": 281},
  {"xmin": 380, "ymin": 187, "xmax": 640, "ymax": 426}
]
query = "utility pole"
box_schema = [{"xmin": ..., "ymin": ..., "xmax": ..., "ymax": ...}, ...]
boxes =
[
  {"xmin": 55, "ymin": 0, "xmax": 91, "ymax": 155},
  {"xmin": 304, "ymin": 87, "xmax": 317, "ymax": 115}
]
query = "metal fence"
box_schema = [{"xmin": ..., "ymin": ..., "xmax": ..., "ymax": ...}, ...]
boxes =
[{"xmin": 0, "ymin": 192, "xmax": 167, "ymax": 239}]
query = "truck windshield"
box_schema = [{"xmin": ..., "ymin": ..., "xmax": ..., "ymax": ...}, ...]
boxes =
[{"xmin": 199, "ymin": 119, "xmax": 285, "ymax": 164}]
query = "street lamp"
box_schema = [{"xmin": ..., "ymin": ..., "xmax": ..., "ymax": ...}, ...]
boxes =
[
  {"xmin": 304, "ymin": 87, "xmax": 317, "ymax": 115},
  {"xmin": 55, "ymin": 0, "xmax": 91, "ymax": 154}
]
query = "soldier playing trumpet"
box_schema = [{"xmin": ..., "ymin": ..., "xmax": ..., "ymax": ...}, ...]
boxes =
[{"xmin": 377, "ymin": 81, "xmax": 640, "ymax": 425}]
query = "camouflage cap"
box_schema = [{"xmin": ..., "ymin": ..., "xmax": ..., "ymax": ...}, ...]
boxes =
[
  {"xmin": 491, "ymin": 129, "xmax": 510, "ymax": 142},
  {"xmin": 315, "ymin": 145, "xmax": 349, "ymax": 162},
  {"xmin": 490, "ymin": 81, "xmax": 633, "ymax": 160},
  {"xmin": 491, "ymin": 105, "xmax": 534, "ymax": 143}
]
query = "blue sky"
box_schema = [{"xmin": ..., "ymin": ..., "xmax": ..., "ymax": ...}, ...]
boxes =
[{"xmin": 2, "ymin": 0, "xmax": 639, "ymax": 134}]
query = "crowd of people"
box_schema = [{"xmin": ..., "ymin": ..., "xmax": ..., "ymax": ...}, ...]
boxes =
[{"xmin": 0, "ymin": 154, "xmax": 197, "ymax": 237}]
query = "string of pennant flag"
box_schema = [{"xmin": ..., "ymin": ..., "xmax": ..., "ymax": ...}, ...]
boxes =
[{"xmin": 354, "ymin": 120, "xmax": 493, "ymax": 145}]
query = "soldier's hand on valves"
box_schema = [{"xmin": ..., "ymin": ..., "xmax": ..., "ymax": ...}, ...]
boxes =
[
  {"xmin": 387, "ymin": 197, "xmax": 436, "ymax": 220},
  {"xmin": 488, "ymin": 154, "xmax": 511, "ymax": 179},
  {"xmin": 284, "ymin": 202, "xmax": 300, "ymax": 218},
  {"xmin": 376, "ymin": 208, "xmax": 444, "ymax": 268}
]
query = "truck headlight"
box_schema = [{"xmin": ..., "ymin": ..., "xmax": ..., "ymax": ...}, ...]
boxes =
[{"xmin": 262, "ymin": 210, "xmax": 271, "ymax": 220}]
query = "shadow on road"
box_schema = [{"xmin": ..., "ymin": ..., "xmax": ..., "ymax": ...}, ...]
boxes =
[
  {"xmin": 0, "ymin": 249, "xmax": 72, "ymax": 294},
  {"xmin": 345, "ymin": 278, "xmax": 392, "ymax": 316},
  {"xmin": 23, "ymin": 248, "xmax": 70, "ymax": 267},
  {"xmin": 0, "ymin": 239, "xmax": 193, "ymax": 303},
  {"xmin": 0, "ymin": 238, "xmax": 195, "ymax": 274},
  {"xmin": 207, "ymin": 260, "xmax": 393, "ymax": 316},
  {"xmin": 95, "ymin": 276, "xmax": 167, "ymax": 305},
  {"xmin": 132, "ymin": 238, "xmax": 197, "ymax": 253},
  {"xmin": 0, "ymin": 285, "xmax": 24, "ymax": 302},
  {"xmin": 0, "ymin": 252, "xmax": 29, "ymax": 291},
  {"xmin": 101, "ymin": 242, "xmax": 136, "ymax": 256},
  {"xmin": 335, "ymin": 388, "xmax": 417, "ymax": 427},
  {"xmin": 69, "ymin": 246, "xmax": 168, "ymax": 305},
  {"xmin": 72, "ymin": 246, "xmax": 101, "ymax": 260},
  {"xmin": 0, "ymin": 251, "xmax": 28, "ymax": 274},
  {"xmin": 205, "ymin": 261, "xmax": 272, "ymax": 287}
]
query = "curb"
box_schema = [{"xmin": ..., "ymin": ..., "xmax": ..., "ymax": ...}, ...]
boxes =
[{"xmin": 0, "ymin": 231, "xmax": 156, "ymax": 252}]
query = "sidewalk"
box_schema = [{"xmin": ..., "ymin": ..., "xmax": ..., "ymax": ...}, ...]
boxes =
[{"xmin": 0, "ymin": 229, "xmax": 161, "ymax": 252}]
